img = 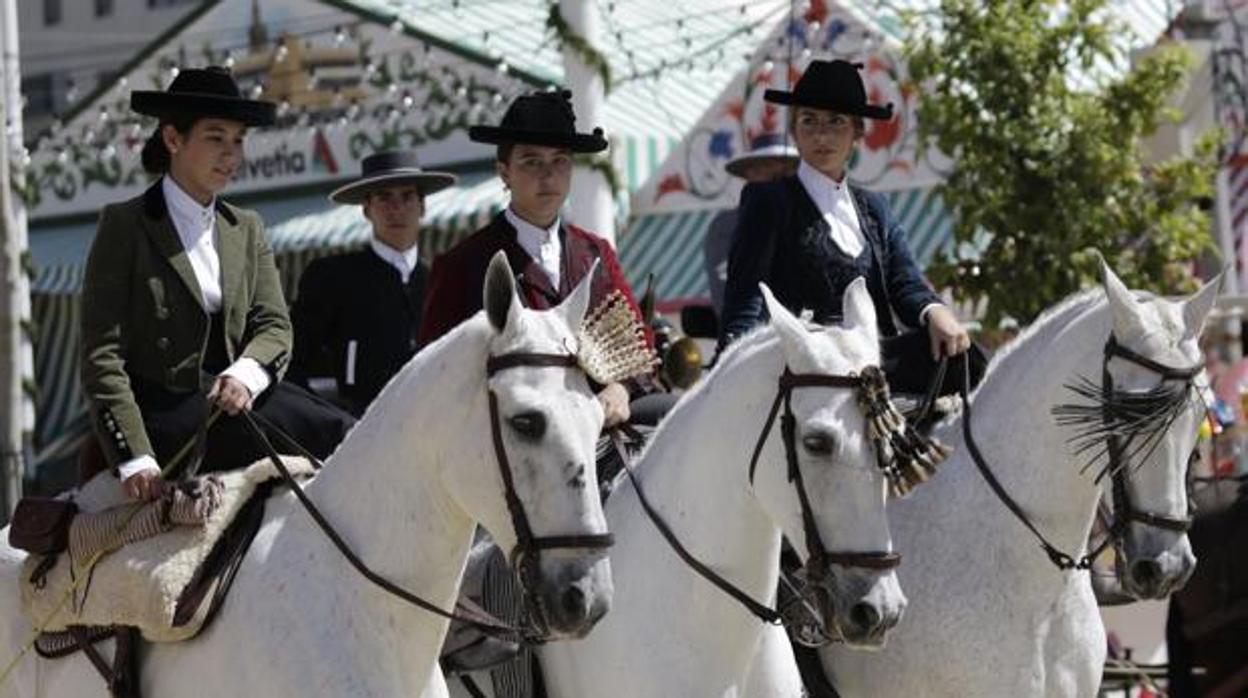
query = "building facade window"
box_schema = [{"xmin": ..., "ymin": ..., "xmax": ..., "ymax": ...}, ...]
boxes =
[
  {"xmin": 21, "ymin": 74, "xmax": 55, "ymax": 117},
  {"xmin": 44, "ymin": 0, "xmax": 61, "ymax": 26},
  {"xmin": 95, "ymin": 0, "xmax": 114, "ymax": 18}
]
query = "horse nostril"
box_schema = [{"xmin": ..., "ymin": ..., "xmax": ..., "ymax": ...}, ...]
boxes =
[
  {"xmin": 561, "ymin": 585, "xmax": 588, "ymax": 618},
  {"xmin": 1131, "ymin": 559, "xmax": 1162, "ymax": 587},
  {"xmin": 849, "ymin": 602, "xmax": 880, "ymax": 631}
]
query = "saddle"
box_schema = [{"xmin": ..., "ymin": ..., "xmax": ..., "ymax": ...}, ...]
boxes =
[{"xmin": 21, "ymin": 456, "xmax": 315, "ymax": 697}]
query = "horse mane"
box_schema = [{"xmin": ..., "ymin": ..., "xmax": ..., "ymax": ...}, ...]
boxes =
[
  {"xmin": 633, "ymin": 326, "xmax": 780, "ymax": 463},
  {"xmin": 344, "ymin": 315, "xmax": 492, "ymax": 441},
  {"xmin": 971, "ymin": 288, "xmax": 1105, "ymax": 398}
]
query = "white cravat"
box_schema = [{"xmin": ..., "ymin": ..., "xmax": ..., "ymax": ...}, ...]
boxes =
[
  {"xmin": 797, "ymin": 160, "xmax": 866, "ymax": 258},
  {"xmin": 370, "ymin": 238, "xmax": 420, "ymax": 284},
  {"xmin": 163, "ymin": 176, "xmax": 223, "ymax": 311},
  {"xmin": 506, "ymin": 207, "xmax": 562, "ymax": 289}
]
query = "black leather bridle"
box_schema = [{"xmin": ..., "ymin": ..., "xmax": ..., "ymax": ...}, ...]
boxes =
[
  {"xmin": 484, "ymin": 352, "xmax": 616, "ymax": 635},
  {"xmin": 241, "ymin": 350, "xmax": 614, "ymax": 643},
  {"xmin": 617, "ymin": 364, "xmax": 904, "ymax": 636},
  {"xmin": 965, "ymin": 335, "xmax": 1201, "ymax": 571}
]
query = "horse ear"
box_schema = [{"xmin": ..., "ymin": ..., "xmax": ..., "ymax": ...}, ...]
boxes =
[
  {"xmin": 1182, "ymin": 269, "xmax": 1224, "ymax": 340},
  {"xmin": 1100, "ymin": 255, "xmax": 1140, "ymax": 335},
  {"xmin": 484, "ymin": 251, "xmax": 521, "ymax": 333},
  {"xmin": 558, "ymin": 258, "xmax": 599, "ymax": 329},
  {"xmin": 761, "ymin": 283, "xmax": 806, "ymax": 348},
  {"xmin": 841, "ymin": 277, "xmax": 878, "ymax": 343}
]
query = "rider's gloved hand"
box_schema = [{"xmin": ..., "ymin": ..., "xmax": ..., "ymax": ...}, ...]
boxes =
[
  {"xmin": 925, "ymin": 305, "xmax": 971, "ymax": 360},
  {"xmin": 207, "ymin": 375, "xmax": 253, "ymax": 416},
  {"xmin": 122, "ymin": 467, "xmax": 165, "ymax": 501},
  {"xmin": 597, "ymin": 382, "xmax": 631, "ymax": 427}
]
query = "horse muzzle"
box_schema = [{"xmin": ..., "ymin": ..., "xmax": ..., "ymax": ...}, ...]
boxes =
[
  {"xmin": 1119, "ymin": 542, "xmax": 1196, "ymax": 599},
  {"xmin": 527, "ymin": 552, "xmax": 613, "ymax": 639},
  {"xmin": 821, "ymin": 567, "xmax": 907, "ymax": 649}
]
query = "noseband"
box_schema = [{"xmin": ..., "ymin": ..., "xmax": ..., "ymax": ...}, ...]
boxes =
[{"xmin": 485, "ymin": 352, "xmax": 616, "ymax": 635}]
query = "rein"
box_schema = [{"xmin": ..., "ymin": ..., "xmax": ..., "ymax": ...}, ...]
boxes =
[
  {"xmin": 962, "ymin": 335, "xmax": 1201, "ymax": 571},
  {"xmin": 240, "ymin": 350, "xmax": 614, "ymax": 644}
]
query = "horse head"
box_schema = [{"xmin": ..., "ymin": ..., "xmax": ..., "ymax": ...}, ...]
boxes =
[
  {"xmin": 751, "ymin": 278, "xmax": 906, "ymax": 648},
  {"xmin": 441, "ymin": 252, "xmax": 612, "ymax": 639},
  {"xmin": 1093, "ymin": 260, "xmax": 1219, "ymax": 599}
]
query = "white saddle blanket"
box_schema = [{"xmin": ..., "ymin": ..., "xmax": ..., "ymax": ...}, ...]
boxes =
[{"xmin": 20, "ymin": 456, "xmax": 315, "ymax": 643}]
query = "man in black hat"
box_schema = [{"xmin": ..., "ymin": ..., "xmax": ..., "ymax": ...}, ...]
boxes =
[
  {"xmin": 289, "ymin": 151, "xmax": 456, "ymax": 416},
  {"xmin": 419, "ymin": 89, "xmax": 653, "ymax": 427}
]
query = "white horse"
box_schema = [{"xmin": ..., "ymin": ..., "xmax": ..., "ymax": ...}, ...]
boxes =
[
  {"xmin": 0, "ymin": 253, "xmax": 614, "ymax": 697},
  {"xmin": 531, "ymin": 279, "xmax": 906, "ymax": 698},
  {"xmin": 820, "ymin": 262, "xmax": 1218, "ymax": 696}
]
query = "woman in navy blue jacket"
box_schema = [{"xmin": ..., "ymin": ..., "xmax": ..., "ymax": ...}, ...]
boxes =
[{"xmin": 719, "ymin": 60, "xmax": 981, "ymax": 394}]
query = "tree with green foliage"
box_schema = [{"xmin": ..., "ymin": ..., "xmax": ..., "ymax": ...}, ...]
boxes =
[{"xmin": 906, "ymin": 0, "xmax": 1218, "ymax": 326}]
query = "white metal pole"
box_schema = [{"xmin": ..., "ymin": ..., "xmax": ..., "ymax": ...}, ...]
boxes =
[
  {"xmin": 559, "ymin": 0, "xmax": 616, "ymax": 246},
  {"xmin": 0, "ymin": 0, "xmax": 33, "ymax": 515}
]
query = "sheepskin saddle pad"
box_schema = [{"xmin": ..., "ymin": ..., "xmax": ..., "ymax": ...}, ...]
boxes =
[{"xmin": 21, "ymin": 456, "xmax": 315, "ymax": 643}]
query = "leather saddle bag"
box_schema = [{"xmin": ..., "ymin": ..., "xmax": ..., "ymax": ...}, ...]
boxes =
[{"xmin": 9, "ymin": 498, "xmax": 78, "ymax": 555}]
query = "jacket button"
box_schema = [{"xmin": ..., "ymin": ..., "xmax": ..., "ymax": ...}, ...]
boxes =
[
  {"xmin": 156, "ymin": 337, "xmax": 170, "ymax": 351},
  {"xmin": 156, "ymin": 306, "xmax": 170, "ymax": 320}
]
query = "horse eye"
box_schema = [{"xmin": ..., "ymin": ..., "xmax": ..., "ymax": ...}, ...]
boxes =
[
  {"xmin": 803, "ymin": 433, "xmax": 834, "ymax": 455},
  {"xmin": 508, "ymin": 412, "xmax": 546, "ymax": 439}
]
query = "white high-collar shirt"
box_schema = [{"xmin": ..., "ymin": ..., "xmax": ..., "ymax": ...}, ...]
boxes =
[
  {"xmin": 369, "ymin": 238, "xmax": 420, "ymax": 284},
  {"xmin": 119, "ymin": 177, "xmax": 273, "ymax": 481},
  {"xmin": 796, "ymin": 159, "xmax": 865, "ymax": 258},
  {"xmin": 163, "ymin": 175, "xmax": 224, "ymax": 311},
  {"xmin": 505, "ymin": 207, "xmax": 562, "ymax": 290}
]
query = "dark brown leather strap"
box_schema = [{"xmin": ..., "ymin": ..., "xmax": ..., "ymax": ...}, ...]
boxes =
[
  {"xmin": 238, "ymin": 413, "xmax": 526, "ymax": 639},
  {"xmin": 486, "ymin": 353, "xmax": 579, "ymax": 377},
  {"xmin": 68, "ymin": 626, "xmax": 114, "ymax": 688}
]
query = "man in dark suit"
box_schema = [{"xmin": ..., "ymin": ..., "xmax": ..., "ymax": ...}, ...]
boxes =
[{"xmin": 289, "ymin": 151, "xmax": 457, "ymax": 416}]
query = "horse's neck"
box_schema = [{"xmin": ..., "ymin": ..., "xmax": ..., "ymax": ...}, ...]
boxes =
[
  {"xmin": 615, "ymin": 337, "xmax": 785, "ymax": 637},
  {"xmin": 269, "ymin": 335, "xmax": 480, "ymax": 679},
  {"xmin": 949, "ymin": 297, "xmax": 1108, "ymax": 557}
]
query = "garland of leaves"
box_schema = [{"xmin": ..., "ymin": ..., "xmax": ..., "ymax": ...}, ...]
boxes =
[{"xmin": 546, "ymin": 4, "xmax": 612, "ymax": 94}]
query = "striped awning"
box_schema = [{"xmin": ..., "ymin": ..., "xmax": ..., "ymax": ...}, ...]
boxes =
[{"xmin": 618, "ymin": 186, "xmax": 957, "ymax": 303}]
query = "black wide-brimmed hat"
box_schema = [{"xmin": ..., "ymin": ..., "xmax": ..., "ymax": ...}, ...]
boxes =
[
  {"xmin": 329, "ymin": 150, "xmax": 457, "ymax": 204},
  {"xmin": 130, "ymin": 66, "xmax": 277, "ymax": 126},
  {"xmin": 764, "ymin": 59, "xmax": 893, "ymax": 121},
  {"xmin": 468, "ymin": 90, "xmax": 608, "ymax": 153}
]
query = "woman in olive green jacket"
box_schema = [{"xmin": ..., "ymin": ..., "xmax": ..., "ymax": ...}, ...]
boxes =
[{"xmin": 81, "ymin": 67, "xmax": 353, "ymax": 500}]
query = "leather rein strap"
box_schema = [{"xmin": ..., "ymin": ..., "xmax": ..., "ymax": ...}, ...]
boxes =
[
  {"xmin": 237, "ymin": 350, "xmax": 611, "ymax": 643},
  {"xmin": 961, "ymin": 335, "xmax": 1200, "ymax": 571}
]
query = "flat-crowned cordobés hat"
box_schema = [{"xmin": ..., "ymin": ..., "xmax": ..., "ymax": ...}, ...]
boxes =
[
  {"xmin": 724, "ymin": 132, "xmax": 800, "ymax": 178},
  {"xmin": 764, "ymin": 59, "xmax": 893, "ymax": 121},
  {"xmin": 468, "ymin": 90, "xmax": 608, "ymax": 153},
  {"xmin": 329, "ymin": 151, "xmax": 457, "ymax": 204},
  {"xmin": 130, "ymin": 66, "xmax": 277, "ymax": 127}
]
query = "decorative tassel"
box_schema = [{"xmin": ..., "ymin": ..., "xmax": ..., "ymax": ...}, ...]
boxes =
[{"xmin": 576, "ymin": 291, "xmax": 659, "ymax": 385}]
